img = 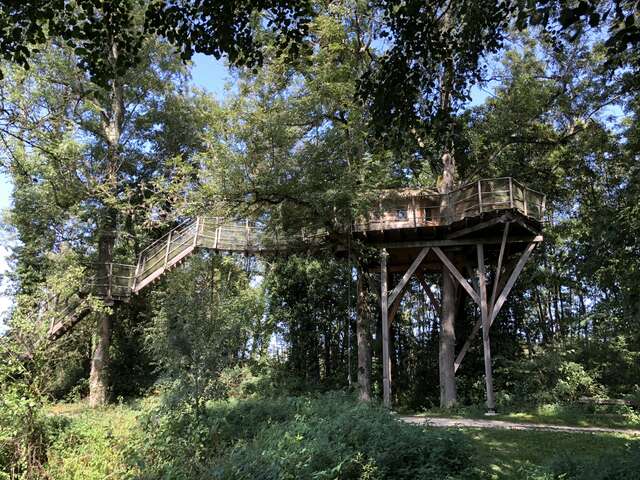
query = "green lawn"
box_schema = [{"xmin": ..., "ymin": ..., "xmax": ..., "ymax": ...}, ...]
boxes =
[
  {"xmin": 415, "ymin": 403, "xmax": 640, "ymax": 430},
  {"xmin": 459, "ymin": 427, "xmax": 639, "ymax": 479}
]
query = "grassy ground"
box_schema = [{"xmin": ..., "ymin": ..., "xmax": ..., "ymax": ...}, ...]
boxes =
[
  {"xmin": 45, "ymin": 399, "xmax": 640, "ymax": 479},
  {"xmin": 46, "ymin": 400, "xmax": 142, "ymax": 480},
  {"xmin": 414, "ymin": 402, "xmax": 640, "ymax": 430},
  {"xmin": 462, "ymin": 427, "xmax": 639, "ymax": 479}
]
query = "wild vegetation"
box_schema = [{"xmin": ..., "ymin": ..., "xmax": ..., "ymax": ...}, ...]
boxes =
[{"xmin": 1, "ymin": 1, "xmax": 640, "ymax": 479}]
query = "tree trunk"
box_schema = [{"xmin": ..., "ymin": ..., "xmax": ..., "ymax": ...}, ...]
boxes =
[
  {"xmin": 439, "ymin": 269, "xmax": 457, "ymax": 407},
  {"xmin": 356, "ymin": 270, "xmax": 372, "ymax": 401},
  {"xmin": 89, "ymin": 213, "xmax": 117, "ymax": 407},
  {"xmin": 89, "ymin": 41, "xmax": 124, "ymax": 407},
  {"xmin": 89, "ymin": 299, "xmax": 113, "ymax": 406}
]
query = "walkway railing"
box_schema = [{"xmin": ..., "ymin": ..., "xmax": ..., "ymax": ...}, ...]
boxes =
[{"xmin": 46, "ymin": 177, "xmax": 546, "ymax": 339}]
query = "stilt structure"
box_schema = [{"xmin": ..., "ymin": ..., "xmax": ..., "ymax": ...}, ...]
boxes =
[{"xmin": 352, "ymin": 177, "xmax": 545, "ymax": 410}]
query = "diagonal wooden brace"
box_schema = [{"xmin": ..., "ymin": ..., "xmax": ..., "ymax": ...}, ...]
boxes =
[
  {"xmin": 433, "ymin": 247, "xmax": 480, "ymax": 305},
  {"xmin": 454, "ymin": 240, "xmax": 538, "ymax": 372},
  {"xmin": 388, "ymin": 247, "xmax": 430, "ymax": 306}
]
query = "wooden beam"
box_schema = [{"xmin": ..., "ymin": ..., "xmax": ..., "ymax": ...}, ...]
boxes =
[
  {"xmin": 490, "ymin": 222, "xmax": 510, "ymax": 308},
  {"xmin": 478, "ymin": 244, "xmax": 496, "ymax": 411},
  {"xmin": 512, "ymin": 216, "xmax": 539, "ymax": 235},
  {"xmin": 454, "ymin": 321, "xmax": 481, "ymax": 372},
  {"xmin": 388, "ymin": 247, "xmax": 430, "ymax": 305},
  {"xmin": 489, "ymin": 241, "xmax": 537, "ymax": 325},
  {"xmin": 415, "ymin": 271, "xmax": 441, "ymax": 315},
  {"xmin": 447, "ymin": 213, "xmax": 512, "ymax": 239},
  {"xmin": 380, "ymin": 235, "xmax": 543, "ymax": 250},
  {"xmin": 432, "ymin": 247, "xmax": 480, "ymax": 305},
  {"xmin": 388, "ymin": 289, "xmax": 405, "ymax": 324},
  {"xmin": 455, "ymin": 235, "xmax": 535, "ymax": 372},
  {"xmin": 381, "ymin": 249, "xmax": 391, "ymax": 408}
]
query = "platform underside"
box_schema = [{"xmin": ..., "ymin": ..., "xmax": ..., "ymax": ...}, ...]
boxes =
[{"xmin": 355, "ymin": 209, "xmax": 543, "ymax": 271}]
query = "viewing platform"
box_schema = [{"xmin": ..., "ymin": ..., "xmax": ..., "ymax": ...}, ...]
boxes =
[{"xmin": 353, "ymin": 177, "xmax": 545, "ymax": 270}]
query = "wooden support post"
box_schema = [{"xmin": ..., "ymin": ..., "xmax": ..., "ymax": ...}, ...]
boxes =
[
  {"xmin": 477, "ymin": 244, "xmax": 496, "ymax": 412},
  {"xmin": 455, "ymin": 239, "xmax": 537, "ymax": 372},
  {"xmin": 381, "ymin": 249, "xmax": 391, "ymax": 408},
  {"xmin": 433, "ymin": 247, "xmax": 480, "ymax": 305}
]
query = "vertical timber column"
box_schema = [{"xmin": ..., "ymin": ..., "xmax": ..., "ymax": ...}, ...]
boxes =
[
  {"xmin": 381, "ymin": 249, "xmax": 391, "ymax": 408},
  {"xmin": 477, "ymin": 244, "xmax": 496, "ymax": 412}
]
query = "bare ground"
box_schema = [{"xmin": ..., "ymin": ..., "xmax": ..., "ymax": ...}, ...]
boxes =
[{"xmin": 399, "ymin": 415, "xmax": 640, "ymax": 436}]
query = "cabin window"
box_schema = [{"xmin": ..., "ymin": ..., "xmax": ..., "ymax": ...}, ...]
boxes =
[
  {"xmin": 423, "ymin": 208, "xmax": 433, "ymax": 222},
  {"xmin": 396, "ymin": 209, "xmax": 408, "ymax": 220}
]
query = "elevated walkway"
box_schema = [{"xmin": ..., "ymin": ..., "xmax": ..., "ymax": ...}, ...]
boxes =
[{"xmin": 45, "ymin": 178, "xmax": 545, "ymax": 340}]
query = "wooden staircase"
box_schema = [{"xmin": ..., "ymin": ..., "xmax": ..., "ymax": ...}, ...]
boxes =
[
  {"xmin": 46, "ymin": 216, "xmax": 300, "ymax": 340},
  {"xmin": 131, "ymin": 216, "xmax": 288, "ymax": 292},
  {"xmin": 45, "ymin": 263, "xmax": 134, "ymax": 341},
  {"xmin": 47, "ymin": 295, "xmax": 94, "ymax": 341}
]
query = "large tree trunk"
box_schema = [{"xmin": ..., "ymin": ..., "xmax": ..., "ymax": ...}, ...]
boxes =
[
  {"xmin": 437, "ymin": 149, "xmax": 457, "ymax": 408},
  {"xmin": 436, "ymin": 7, "xmax": 459, "ymax": 408},
  {"xmin": 89, "ymin": 41, "xmax": 124, "ymax": 407},
  {"xmin": 356, "ymin": 270, "xmax": 372, "ymax": 401},
  {"xmin": 439, "ymin": 270, "xmax": 457, "ymax": 407},
  {"xmin": 89, "ymin": 217, "xmax": 117, "ymax": 406}
]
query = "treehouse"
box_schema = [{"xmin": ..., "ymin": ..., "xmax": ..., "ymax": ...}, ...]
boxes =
[
  {"xmin": 353, "ymin": 177, "xmax": 546, "ymax": 410},
  {"xmin": 44, "ymin": 176, "xmax": 545, "ymax": 412}
]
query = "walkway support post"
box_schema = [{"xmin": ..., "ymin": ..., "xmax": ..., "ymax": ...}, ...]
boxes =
[
  {"xmin": 381, "ymin": 248, "xmax": 391, "ymax": 408},
  {"xmin": 477, "ymin": 243, "xmax": 496, "ymax": 412}
]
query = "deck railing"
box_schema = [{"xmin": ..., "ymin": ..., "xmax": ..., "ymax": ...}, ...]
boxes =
[{"xmin": 354, "ymin": 177, "xmax": 545, "ymax": 232}]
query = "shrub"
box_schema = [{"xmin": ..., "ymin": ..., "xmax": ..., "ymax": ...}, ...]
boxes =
[
  {"xmin": 45, "ymin": 403, "xmax": 139, "ymax": 480},
  {"xmin": 550, "ymin": 443, "xmax": 640, "ymax": 480},
  {"xmin": 497, "ymin": 346, "xmax": 605, "ymax": 406},
  {"xmin": 134, "ymin": 391, "xmax": 480, "ymax": 480}
]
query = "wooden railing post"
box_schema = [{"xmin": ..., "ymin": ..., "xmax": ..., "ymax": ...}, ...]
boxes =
[
  {"xmin": 163, "ymin": 230, "xmax": 173, "ymax": 269},
  {"xmin": 508, "ymin": 178, "xmax": 514, "ymax": 209},
  {"xmin": 524, "ymin": 188, "xmax": 528, "ymax": 217},
  {"xmin": 477, "ymin": 180, "xmax": 483, "ymax": 214},
  {"xmin": 193, "ymin": 217, "xmax": 200, "ymax": 248},
  {"xmin": 107, "ymin": 262, "xmax": 113, "ymax": 299},
  {"xmin": 132, "ymin": 254, "xmax": 142, "ymax": 291}
]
